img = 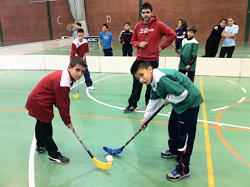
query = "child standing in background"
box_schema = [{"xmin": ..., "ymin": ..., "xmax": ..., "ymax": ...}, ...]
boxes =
[
  {"xmin": 98, "ymin": 24, "xmax": 114, "ymax": 56},
  {"xmin": 70, "ymin": 28, "xmax": 95, "ymax": 90},
  {"xmin": 67, "ymin": 22, "xmax": 82, "ymax": 39},
  {"xmin": 203, "ymin": 19, "xmax": 227, "ymax": 57},
  {"xmin": 173, "ymin": 18, "xmax": 188, "ymax": 53},
  {"xmin": 119, "ymin": 22, "xmax": 133, "ymax": 56},
  {"xmin": 219, "ymin": 17, "xmax": 239, "ymax": 58},
  {"xmin": 178, "ymin": 26, "xmax": 199, "ymax": 82}
]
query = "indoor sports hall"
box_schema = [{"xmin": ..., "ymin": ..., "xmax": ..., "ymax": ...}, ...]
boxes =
[{"xmin": 0, "ymin": 0, "xmax": 250, "ymax": 187}]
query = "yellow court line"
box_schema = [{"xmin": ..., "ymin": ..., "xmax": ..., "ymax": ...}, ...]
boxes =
[
  {"xmin": 0, "ymin": 71, "xmax": 24, "ymax": 80},
  {"xmin": 199, "ymin": 76, "xmax": 215, "ymax": 187},
  {"xmin": 0, "ymin": 69, "xmax": 10, "ymax": 75}
]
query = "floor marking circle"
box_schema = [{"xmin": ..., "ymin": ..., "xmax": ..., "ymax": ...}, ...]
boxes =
[
  {"xmin": 214, "ymin": 100, "xmax": 250, "ymax": 167},
  {"xmin": 86, "ymin": 73, "xmax": 250, "ymax": 129},
  {"xmin": 211, "ymin": 78, "xmax": 247, "ymax": 111},
  {"xmin": 86, "ymin": 73, "xmax": 169, "ymax": 117}
]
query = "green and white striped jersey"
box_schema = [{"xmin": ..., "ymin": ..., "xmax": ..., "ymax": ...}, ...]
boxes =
[
  {"xmin": 178, "ymin": 38, "xmax": 199, "ymax": 71},
  {"xmin": 143, "ymin": 69, "xmax": 203, "ymax": 121}
]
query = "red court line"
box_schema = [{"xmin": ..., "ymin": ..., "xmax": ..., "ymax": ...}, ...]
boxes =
[
  {"xmin": 0, "ymin": 108, "xmax": 167, "ymax": 124},
  {"xmin": 1, "ymin": 107, "xmax": 250, "ymax": 132},
  {"xmin": 69, "ymin": 113, "xmax": 168, "ymax": 124}
]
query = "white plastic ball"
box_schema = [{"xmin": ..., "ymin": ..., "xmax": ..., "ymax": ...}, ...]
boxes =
[{"xmin": 106, "ymin": 155, "xmax": 114, "ymax": 162}]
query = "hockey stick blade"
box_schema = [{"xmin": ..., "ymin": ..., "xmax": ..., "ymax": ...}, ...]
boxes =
[
  {"xmin": 73, "ymin": 93, "xmax": 79, "ymax": 99},
  {"xmin": 73, "ymin": 80, "xmax": 80, "ymax": 99},
  {"xmin": 103, "ymin": 146, "xmax": 123, "ymax": 155},
  {"xmin": 92, "ymin": 157, "xmax": 112, "ymax": 170},
  {"xmin": 72, "ymin": 128, "xmax": 112, "ymax": 170}
]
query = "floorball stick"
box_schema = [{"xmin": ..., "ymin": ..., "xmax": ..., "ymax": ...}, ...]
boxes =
[
  {"xmin": 72, "ymin": 128, "xmax": 112, "ymax": 170},
  {"xmin": 103, "ymin": 104, "xmax": 165, "ymax": 154}
]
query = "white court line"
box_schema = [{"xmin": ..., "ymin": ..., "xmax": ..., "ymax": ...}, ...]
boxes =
[
  {"xmin": 86, "ymin": 74, "xmax": 250, "ymax": 130},
  {"xmin": 226, "ymin": 80, "xmax": 236, "ymax": 84},
  {"xmin": 200, "ymin": 120, "xmax": 250, "ymax": 129},
  {"xmin": 71, "ymin": 73, "xmax": 105, "ymax": 90},
  {"xmin": 238, "ymin": 97, "xmax": 246, "ymax": 103},
  {"xmin": 86, "ymin": 74, "xmax": 127, "ymax": 110},
  {"xmin": 241, "ymin": 87, "xmax": 247, "ymax": 93},
  {"xmin": 211, "ymin": 81, "xmax": 247, "ymax": 111},
  {"xmin": 28, "ymin": 72, "xmax": 104, "ymax": 187},
  {"xmin": 28, "ymin": 135, "xmax": 36, "ymax": 187},
  {"xmin": 86, "ymin": 74, "xmax": 169, "ymax": 116},
  {"xmin": 211, "ymin": 106, "xmax": 229, "ymax": 112}
]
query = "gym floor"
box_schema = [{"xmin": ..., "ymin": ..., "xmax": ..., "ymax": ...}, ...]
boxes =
[{"xmin": 0, "ymin": 68, "xmax": 250, "ymax": 186}]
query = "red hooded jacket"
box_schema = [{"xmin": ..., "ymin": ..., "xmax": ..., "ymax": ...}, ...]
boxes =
[{"xmin": 132, "ymin": 16, "xmax": 176, "ymax": 61}]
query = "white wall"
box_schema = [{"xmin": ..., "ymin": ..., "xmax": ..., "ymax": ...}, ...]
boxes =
[
  {"xmin": 0, "ymin": 55, "xmax": 250, "ymax": 77},
  {"xmin": 0, "ymin": 38, "xmax": 73, "ymax": 55}
]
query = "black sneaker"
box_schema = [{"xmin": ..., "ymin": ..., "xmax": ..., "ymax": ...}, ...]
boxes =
[
  {"xmin": 161, "ymin": 150, "xmax": 177, "ymax": 158},
  {"xmin": 49, "ymin": 152, "xmax": 70, "ymax": 164},
  {"xmin": 123, "ymin": 106, "xmax": 138, "ymax": 113},
  {"xmin": 36, "ymin": 146, "xmax": 46, "ymax": 153},
  {"xmin": 167, "ymin": 170, "xmax": 190, "ymax": 181}
]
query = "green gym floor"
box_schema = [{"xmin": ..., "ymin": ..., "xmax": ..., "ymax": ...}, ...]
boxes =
[
  {"xmin": 26, "ymin": 41, "xmax": 250, "ymax": 58},
  {"xmin": 0, "ymin": 69, "xmax": 250, "ymax": 187}
]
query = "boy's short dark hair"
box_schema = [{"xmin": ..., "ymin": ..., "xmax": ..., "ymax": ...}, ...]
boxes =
[
  {"xmin": 77, "ymin": 28, "xmax": 84, "ymax": 34},
  {"xmin": 75, "ymin": 22, "xmax": 82, "ymax": 27},
  {"xmin": 70, "ymin": 56, "xmax": 87, "ymax": 68},
  {"xmin": 130, "ymin": 60, "xmax": 152, "ymax": 76},
  {"xmin": 124, "ymin": 22, "xmax": 130, "ymax": 26},
  {"xmin": 141, "ymin": 2, "xmax": 153, "ymax": 12},
  {"xmin": 102, "ymin": 24, "xmax": 108, "ymax": 28},
  {"xmin": 188, "ymin": 26, "xmax": 197, "ymax": 34}
]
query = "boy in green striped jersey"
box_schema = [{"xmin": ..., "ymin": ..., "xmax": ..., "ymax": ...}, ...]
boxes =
[
  {"xmin": 178, "ymin": 26, "xmax": 199, "ymax": 82},
  {"xmin": 130, "ymin": 60, "xmax": 203, "ymax": 181}
]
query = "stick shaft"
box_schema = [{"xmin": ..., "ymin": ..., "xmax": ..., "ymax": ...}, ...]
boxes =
[
  {"xmin": 121, "ymin": 104, "xmax": 165, "ymax": 149},
  {"xmin": 76, "ymin": 80, "xmax": 80, "ymax": 93},
  {"xmin": 72, "ymin": 128, "xmax": 94, "ymax": 158},
  {"xmin": 144, "ymin": 104, "xmax": 165, "ymax": 126},
  {"xmin": 121, "ymin": 129, "xmax": 141, "ymax": 149}
]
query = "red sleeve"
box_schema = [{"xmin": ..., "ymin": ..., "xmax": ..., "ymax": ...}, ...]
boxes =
[
  {"xmin": 132, "ymin": 25, "xmax": 141, "ymax": 48},
  {"xmin": 159, "ymin": 22, "xmax": 177, "ymax": 50},
  {"xmin": 54, "ymin": 86, "xmax": 71, "ymax": 125},
  {"xmin": 70, "ymin": 43, "xmax": 78, "ymax": 59}
]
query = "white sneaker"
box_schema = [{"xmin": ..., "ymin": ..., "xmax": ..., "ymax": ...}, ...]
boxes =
[{"xmin": 88, "ymin": 86, "xmax": 95, "ymax": 90}]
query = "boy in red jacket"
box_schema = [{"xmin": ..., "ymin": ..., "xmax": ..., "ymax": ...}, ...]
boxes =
[
  {"xmin": 25, "ymin": 57, "xmax": 86, "ymax": 164},
  {"xmin": 124, "ymin": 2, "xmax": 176, "ymax": 113}
]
